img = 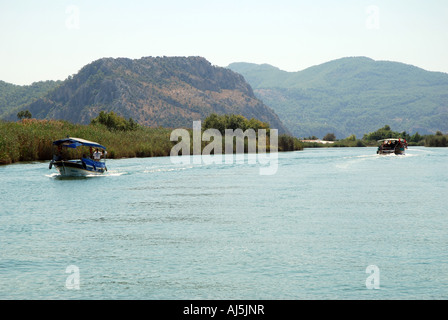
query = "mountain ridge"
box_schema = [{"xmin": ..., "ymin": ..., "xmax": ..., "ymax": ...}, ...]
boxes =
[
  {"xmin": 228, "ymin": 57, "xmax": 448, "ymax": 138},
  {"xmin": 2, "ymin": 56, "xmax": 289, "ymax": 133},
  {"xmin": 0, "ymin": 80, "xmax": 62, "ymax": 119}
]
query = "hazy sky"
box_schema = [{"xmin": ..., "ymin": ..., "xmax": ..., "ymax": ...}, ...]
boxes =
[{"xmin": 1, "ymin": 0, "xmax": 447, "ymax": 85}]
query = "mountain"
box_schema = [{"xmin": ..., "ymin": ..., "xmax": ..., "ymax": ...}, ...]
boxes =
[
  {"xmin": 0, "ymin": 80, "xmax": 61, "ymax": 119},
  {"xmin": 2, "ymin": 56, "xmax": 288, "ymax": 133},
  {"xmin": 228, "ymin": 57, "xmax": 448, "ymax": 138}
]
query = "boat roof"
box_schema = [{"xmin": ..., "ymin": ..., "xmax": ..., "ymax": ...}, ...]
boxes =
[
  {"xmin": 377, "ymin": 138, "xmax": 405, "ymax": 142},
  {"xmin": 53, "ymin": 137, "xmax": 106, "ymax": 150}
]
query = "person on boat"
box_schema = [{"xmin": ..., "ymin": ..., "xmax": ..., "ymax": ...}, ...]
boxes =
[
  {"xmin": 53, "ymin": 145, "xmax": 63, "ymax": 161},
  {"xmin": 93, "ymin": 148, "xmax": 102, "ymax": 161}
]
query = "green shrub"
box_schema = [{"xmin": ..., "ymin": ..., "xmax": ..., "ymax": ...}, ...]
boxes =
[{"xmin": 90, "ymin": 111, "xmax": 140, "ymax": 131}]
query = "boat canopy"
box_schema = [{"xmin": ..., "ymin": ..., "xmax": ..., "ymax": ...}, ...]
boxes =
[
  {"xmin": 377, "ymin": 138, "xmax": 406, "ymax": 143},
  {"xmin": 53, "ymin": 137, "xmax": 106, "ymax": 150}
]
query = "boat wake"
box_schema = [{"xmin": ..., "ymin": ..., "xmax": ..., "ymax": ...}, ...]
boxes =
[
  {"xmin": 343, "ymin": 151, "xmax": 419, "ymax": 160},
  {"xmin": 143, "ymin": 165, "xmax": 194, "ymax": 174},
  {"xmin": 46, "ymin": 171, "xmax": 127, "ymax": 179},
  {"xmin": 45, "ymin": 173, "xmax": 60, "ymax": 178},
  {"xmin": 347, "ymin": 154, "xmax": 378, "ymax": 159},
  {"xmin": 104, "ymin": 171, "xmax": 127, "ymax": 177},
  {"xmin": 336, "ymin": 150, "xmax": 415, "ymax": 170}
]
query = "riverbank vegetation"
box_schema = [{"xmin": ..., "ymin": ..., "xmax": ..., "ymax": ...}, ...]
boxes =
[
  {"xmin": 3, "ymin": 115, "xmax": 445, "ymax": 165},
  {"xmin": 300, "ymin": 125, "xmax": 446, "ymax": 148},
  {"xmin": 0, "ymin": 112, "xmax": 303, "ymax": 165},
  {"xmin": 0, "ymin": 118, "xmax": 174, "ymax": 165},
  {"xmin": 424, "ymin": 131, "xmax": 448, "ymax": 147},
  {"xmin": 202, "ymin": 113, "xmax": 303, "ymax": 152}
]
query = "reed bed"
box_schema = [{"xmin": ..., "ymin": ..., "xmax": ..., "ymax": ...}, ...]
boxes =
[
  {"xmin": 0, "ymin": 119, "xmax": 303, "ymax": 165},
  {"xmin": 0, "ymin": 119, "xmax": 174, "ymax": 165}
]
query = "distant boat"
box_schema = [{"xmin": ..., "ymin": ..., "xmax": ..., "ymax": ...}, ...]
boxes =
[
  {"xmin": 377, "ymin": 138, "xmax": 408, "ymax": 155},
  {"xmin": 49, "ymin": 137, "xmax": 107, "ymax": 177}
]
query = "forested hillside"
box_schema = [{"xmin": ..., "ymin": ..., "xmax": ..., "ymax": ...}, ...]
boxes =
[
  {"xmin": 229, "ymin": 57, "xmax": 448, "ymax": 138},
  {"xmin": 0, "ymin": 80, "xmax": 61, "ymax": 119}
]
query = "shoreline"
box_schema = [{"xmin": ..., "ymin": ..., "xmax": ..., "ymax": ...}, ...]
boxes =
[
  {"xmin": 2, "ymin": 119, "xmax": 444, "ymax": 166},
  {"xmin": 0, "ymin": 119, "xmax": 303, "ymax": 166}
]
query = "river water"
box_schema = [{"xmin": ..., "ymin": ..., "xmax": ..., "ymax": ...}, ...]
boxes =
[{"xmin": 0, "ymin": 147, "xmax": 447, "ymax": 299}]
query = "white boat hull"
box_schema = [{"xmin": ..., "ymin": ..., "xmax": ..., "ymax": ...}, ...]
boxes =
[
  {"xmin": 51, "ymin": 160, "xmax": 107, "ymax": 177},
  {"xmin": 377, "ymin": 149, "xmax": 405, "ymax": 155},
  {"xmin": 55, "ymin": 165, "xmax": 105, "ymax": 177}
]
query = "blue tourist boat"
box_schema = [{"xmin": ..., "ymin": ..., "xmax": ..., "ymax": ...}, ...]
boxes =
[{"xmin": 49, "ymin": 137, "xmax": 107, "ymax": 177}]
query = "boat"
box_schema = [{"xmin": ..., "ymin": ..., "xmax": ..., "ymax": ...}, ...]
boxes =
[
  {"xmin": 49, "ymin": 137, "xmax": 107, "ymax": 177},
  {"xmin": 376, "ymin": 138, "xmax": 408, "ymax": 155}
]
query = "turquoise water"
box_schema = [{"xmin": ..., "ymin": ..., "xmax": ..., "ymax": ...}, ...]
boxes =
[{"xmin": 1, "ymin": 147, "xmax": 447, "ymax": 299}]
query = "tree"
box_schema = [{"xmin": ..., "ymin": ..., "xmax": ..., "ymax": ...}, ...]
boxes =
[
  {"xmin": 90, "ymin": 111, "xmax": 139, "ymax": 131},
  {"xmin": 425, "ymin": 134, "xmax": 448, "ymax": 147},
  {"xmin": 363, "ymin": 125, "xmax": 399, "ymax": 141},
  {"xmin": 202, "ymin": 113, "xmax": 270, "ymax": 135},
  {"xmin": 410, "ymin": 132, "xmax": 422, "ymax": 143},
  {"xmin": 17, "ymin": 110, "xmax": 32, "ymax": 120},
  {"xmin": 400, "ymin": 131, "xmax": 411, "ymax": 141},
  {"xmin": 227, "ymin": 114, "xmax": 248, "ymax": 131},
  {"xmin": 323, "ymin": 133, "xmax": 336, "ymax": 141}
]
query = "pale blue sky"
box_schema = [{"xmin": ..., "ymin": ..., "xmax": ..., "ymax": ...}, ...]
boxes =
[{"xmin": 1, "ymin": 0, "xmax": 447, "ymax": 85}]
